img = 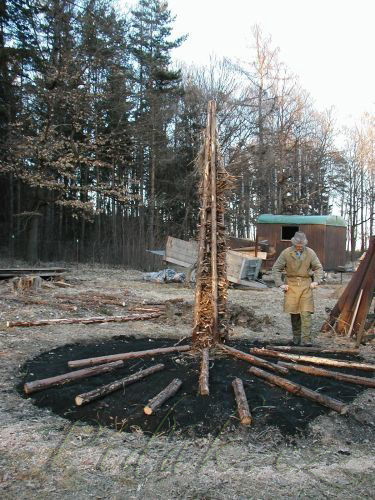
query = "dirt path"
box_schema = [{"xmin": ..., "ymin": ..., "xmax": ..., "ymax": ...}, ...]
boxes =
[{"xmin": 0, "ymin": 265, "xmax": 374, "ymax": 499}]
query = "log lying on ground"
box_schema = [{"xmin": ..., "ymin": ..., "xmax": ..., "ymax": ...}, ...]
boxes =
[
  {"xmin": 266, "ymin": 345, "xmax": 360, "ymax": 355},
  {"xmin": 68, "ymin": 345, "xmax": 191, "ymax": 369},
  {"xmin": 220, "ymin": 344, "xmax": 289, "ymax": 375},
  {"xmin": 144, "ymin": 378, "xmax": 183, "ymax": 415},
  {"xmin": 128, "ymin": 307, "xmax": 162, "ymax": 313},
  {"xmin": 248, "ymin": 366, "xmax": 348, "ymax": 414},
  {"xmin": 199, "ymin": 348, "xmax": 210, "ymax": 396},
  {"xmin": 53, "ymin": 281, "xmax": 73, "ymax": 288},
  {"xmin": 24, "ymin": 360, "xmax": 124, "ymax": 395},
  {"xmin": 232, "ymin": 377, "xmax": 252, "ymax": 425},
  {"xmin": 278, "ymin": 362, "xmax": 375, "ymax": 388},
  {"xmin": 7, "ymin": 312, "xmax": 161, "ymax": 328},
  {"xmin": 249, "ymin": 347, "xmax": 375, "ymax": 372},
  {"xmin": 75, "ymin": 363, "xmax": 165, "ymax": 406}
]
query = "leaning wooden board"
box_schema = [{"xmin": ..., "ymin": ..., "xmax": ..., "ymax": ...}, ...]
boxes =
[{"xmin": 164, "ymin": 237, "xmax": 266, "ymax": 288}]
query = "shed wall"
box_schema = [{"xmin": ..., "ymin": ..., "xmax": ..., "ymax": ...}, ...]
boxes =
[
  {"xmin": 256, "ymin": 223, "xmax": 345, "ymax": 270},
  {"xmin": 324, "ymin": 226, "xmax": 346, "ymax": 269}
]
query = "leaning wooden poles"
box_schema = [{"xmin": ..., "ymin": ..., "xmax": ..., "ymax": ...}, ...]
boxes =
[
  {"xmin": 192, "ymin": 101, "xmax": 234, "ymax": 395},
  {"xmin": 192, "ymin": 101, "xmax": 233, "ymax": 350},
  {"xmin": 321, "ymin": 236, "xmax": 375, "ymax": 342}
]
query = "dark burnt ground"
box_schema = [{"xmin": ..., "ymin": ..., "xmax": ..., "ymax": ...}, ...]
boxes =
[{"xmin": 18, "ymin": 337, "xmax": 372, "ymax": 438}]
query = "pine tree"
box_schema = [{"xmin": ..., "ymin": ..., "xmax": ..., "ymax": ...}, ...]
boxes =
[{"xmin": 129, "ymin": 0, "xmax": 186, "ymax": 247}]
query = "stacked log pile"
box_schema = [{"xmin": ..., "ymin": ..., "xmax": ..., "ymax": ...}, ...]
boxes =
[{"xmin": 321, "ymin": 236, "xmax": 375, "ymax": 345}]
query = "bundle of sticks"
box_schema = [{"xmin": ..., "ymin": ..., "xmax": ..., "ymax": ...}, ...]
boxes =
[
  {"xmin": 192, "ymin": 101, "xmax": 235, "ymax": 349},
  {"xmin": 321, "ymin": 236, "xmax": 375, "ymax": 346}
]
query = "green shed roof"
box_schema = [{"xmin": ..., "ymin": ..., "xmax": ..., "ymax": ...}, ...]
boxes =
[{"xmin": 257, "ymin": 214, "xmax": 347, "ymax": 227}]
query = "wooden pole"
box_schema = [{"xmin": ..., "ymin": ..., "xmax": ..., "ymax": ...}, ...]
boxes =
[
  {"xmin": 248, "ymin": 366, "xmax": 348, "ymax": 414},
  {"xmin": 144, "ymin": 378, "xmax": 183, "ymax": 415},
  {"xmin": 7, "ymin": 312, "xmax": 161, "ymax": 328},
  {"xmin": 347, "ymin": 289, "xmax": 363, "ymax": 337},
  {"xmin": 266, "ymin": 345, "xmax": 360, "ymax": 355},
  {"xmin": 278, "ymin": 361, "xmax": 375, "ymax": 388},
  {"xmin": 322, "ymin": 236, "xmax": 375, "ymax": 334},
  {"xmin": 232, "ymin": 377, "xmax": 252, "ymax": 425},
  {"xmin": 24, "ymin": 360, "xmax": 124, "ymax": 395},
  {"xmin": 199, "ymin": 348, "xmax": 210, "ymax": 396},
  {"xmin": 338, "ymin": 238, "xmax": 375, "ymax": 336},
  {"xmin": 210, "ymin": 101, "xmax": 219, "ymax": 340},
  {"xmin": 75, "ymin": 363, "xmax": 165, "ymax": 406},
  {"xmin": 249, "ymin": 347, "xmax": 375, "ymax": 372},
  {"xmin": 220, "ymin": 344, "xmax": 289, "ymax": 375},
  {"xmin": 68, "ymin": 345, "xmax": 191, "ymax": 369},
  {"xmin": 192, "ymin": 104, "xmax": 212, "ymax": 346}
]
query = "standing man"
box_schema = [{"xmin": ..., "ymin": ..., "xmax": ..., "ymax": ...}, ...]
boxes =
[{"xmin": 272, "ymin": 232, "xmax": 324, "ymax": 346}]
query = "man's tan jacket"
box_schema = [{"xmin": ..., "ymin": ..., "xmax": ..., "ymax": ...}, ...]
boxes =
[{"xmin": 272, "ymin": 246, "xmax": 324, "ymax": 313}]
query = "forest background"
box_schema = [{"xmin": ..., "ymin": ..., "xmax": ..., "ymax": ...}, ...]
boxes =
[{"xmin": 0, "ymin": 0, "xmax": 374, "ymax": 267}]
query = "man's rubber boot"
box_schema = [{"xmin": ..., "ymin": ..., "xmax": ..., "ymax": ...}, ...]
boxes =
[
  {"xmin": 290, "ymin": 314, "xmax": 301, "ymax": 345},
  {"xmin": 300, "ymin": 311, "xmax": 313, "ymax": 346}
]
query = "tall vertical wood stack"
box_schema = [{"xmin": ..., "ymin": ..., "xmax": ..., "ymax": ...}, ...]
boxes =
[
  {"xmin": 192, "ymin": 101, "xmax": 234, "ymax": 350},
  {"xmin": 321, "ymin": 236, "xmax": 375, "ymax": 346}
]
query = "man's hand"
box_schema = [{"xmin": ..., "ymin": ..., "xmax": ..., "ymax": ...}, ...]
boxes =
[
  {"xmin": 310, "ymin": 282, "xmax": 319, "ymax": 289},
  {"xmin": 280, "ymin": 284, "xmax": 289, "ymax": 292}
]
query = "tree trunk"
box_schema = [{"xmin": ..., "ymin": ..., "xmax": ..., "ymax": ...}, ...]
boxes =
[{"xmin": 27, "ymin": 214, "xmax": 40, "ymax": 263}]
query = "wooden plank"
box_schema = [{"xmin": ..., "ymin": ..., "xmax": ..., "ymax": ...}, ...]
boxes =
[
  {"xmin": 164, "ymin": 236, "xmax": 263, "ymax": 284},
  {"xmin": 227, "ymin": 278, "xmax": 267, "ymax": 289},
  {"xmin": 0, "ymin": 267, "xmax": 67, "ymax": 273},
  {"xmin": 233, "ymin": 250, "xmax": 267, "ymax": 260},
  {"xmin": 165, "ymin": 237, "xmax": 197, "ymax": 266},
  {"xmin": 163, "ymin": 256, "xmax": 192, "ymax": 268}
]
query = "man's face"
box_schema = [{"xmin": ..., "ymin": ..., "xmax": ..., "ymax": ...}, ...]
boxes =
[{"xmin": 295, "ymin": 243, "xmax": 303, "ymax": 252}]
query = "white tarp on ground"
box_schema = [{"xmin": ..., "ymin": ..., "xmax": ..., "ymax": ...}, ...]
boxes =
[{"xmin": 143, "ymin": 268, "xmax": 185, "ymax": 283}]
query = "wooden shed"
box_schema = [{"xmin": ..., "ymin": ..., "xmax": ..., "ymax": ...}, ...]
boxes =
[{"xmin": 256, "ymin": 214, "xmax": 347, "ymax": 270}]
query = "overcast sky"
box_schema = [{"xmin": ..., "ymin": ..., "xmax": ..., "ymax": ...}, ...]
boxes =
[{"xmin": 166, "ymin": 0, "xmax": 374, "ymax": 127}]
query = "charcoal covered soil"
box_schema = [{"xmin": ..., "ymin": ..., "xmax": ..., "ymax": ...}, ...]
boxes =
[{"xmin": 0, "ymin": 264, "xmax": 375, "ymax": 499}]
